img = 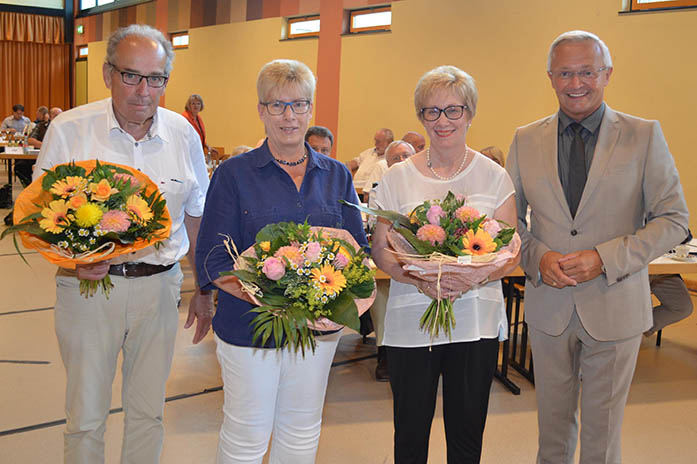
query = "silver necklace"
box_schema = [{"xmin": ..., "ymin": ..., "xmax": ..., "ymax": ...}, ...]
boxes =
[
  {"xmin": 274, "ymin": 150, "xmax": 307, "ymax": 166},
  {"xmin": 426, "ymin": 147, "xmax": 468, "ymax": 181}
]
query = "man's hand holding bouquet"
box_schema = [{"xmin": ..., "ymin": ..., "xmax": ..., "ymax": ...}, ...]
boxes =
[
  {"xmin": 343, "ymin": 191, "xmax": 520, "ymax": 339},
  {"xmin": 1, "ymin": 160, "xmax": 170, "ymax": 297}
]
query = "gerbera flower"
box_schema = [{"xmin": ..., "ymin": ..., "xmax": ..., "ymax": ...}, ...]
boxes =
[
  {"xmin": 50, "ymin": 176, "xmax": 87, "ymax": 198},
  {"xmin": 98, "ymin": 210, "xmax": 131, "ymax": 233},
  {"xmin": 455, "ymin": 206, "xmax": 481, "ymax": 223},
  {"xmin": 68, "ymin": 193, "xmax": 88, "ymax": 210},
  {"xmin": 461, "ymin": 229, "xmax": 497, "ymax": 256},
  {"xmin": 311, "ymin": 264, "xmax": 347, "ymax": 296},
  {"xmin": 39, "ymin": 199, "xmax": 72, "ymax": 233},
  {"xmin": 126, "ymin": 195, "xmax": 154, "ymax": 223},
  {"xmin": 74, "ymin": 203, "xmax": 103, "ymax": 227},
  {"xmin": 416, "ymin": 224, "xmax": 446, "ymax": 246},
  {"xmin": 89, "ymin": 179, "xmax": 119, "ymax": 202},
  {"xmin": 274, "ymin": 245, "xmax": 305, "ymax": 268}
]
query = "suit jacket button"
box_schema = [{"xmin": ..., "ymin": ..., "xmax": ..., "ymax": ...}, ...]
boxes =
[{"xmin": 571, "ymin": 229, "xmax": 578, "ymax": 236}]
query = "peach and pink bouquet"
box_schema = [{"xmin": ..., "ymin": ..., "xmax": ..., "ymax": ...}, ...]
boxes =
[
  {"xmin": 1, "ymin": 160, "xmax": 170, "ymax": 298},
  {"xmin": 221, "ymin": 221, "xmax": 376, "ymax": 354},
  {"xmin": 343, "ymin": 191, "xmax": 520, "ymax": 338}
]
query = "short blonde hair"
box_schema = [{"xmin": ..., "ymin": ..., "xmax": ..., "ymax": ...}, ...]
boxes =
[
  {"xmin": 414, "ymin": 65, "xmax": 478, "ymax": 119},
  {"xmin": 185, "ymin": 94, "xmax": 204, "ymax": 112},
  {"xmin": 256, "ymin": 59, "xmax": 316, "ymax": 103}
]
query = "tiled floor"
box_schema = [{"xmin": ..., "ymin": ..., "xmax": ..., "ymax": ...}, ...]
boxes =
[{"xmin": 1, "ymin": 174, "xmax": 697, "ymax": 463}]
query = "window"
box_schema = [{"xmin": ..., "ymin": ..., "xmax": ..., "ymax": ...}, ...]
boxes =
[
  {"xmin": 79, "ymin": 0, "xmax": 152, "ymax": 16},
  {"xmin": 630, "ymin": 0, "xmax": 697, "ymax": 10},
  {"xmin": 287, "ymin": 16, "xmax": 320, "ymax": 39},
  {"xmin": 172, "ymin": 32, "xmax": 189, "ymax": 49},
  {"xmin": 78, "ymin": 46, "xmax": 89, "ymax": 59},
  {"xmin": 349, "ymin": 6, "xmax": 391, "ymax": 33}
]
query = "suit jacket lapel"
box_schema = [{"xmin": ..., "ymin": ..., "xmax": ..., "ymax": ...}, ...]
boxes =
[
  {"xmin": 576, "ymin": 106, "xmax": 620, "ymax": 217},
  {"xmin": 542, "ymin": 114, "xmax": 572, "ymax": 220}
]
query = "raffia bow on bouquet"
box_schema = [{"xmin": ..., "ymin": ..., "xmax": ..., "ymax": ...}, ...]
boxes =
[
  {"xmin": 1, "ymin": 160, "xmax": 170, "ymax": 297},
  {"xmin": 218, "ymin": 221, "xmax": 376, "ymax": 355},
  {"xmin": 341, "ymin": 191, "xmax": 520, "ymax": 339}
]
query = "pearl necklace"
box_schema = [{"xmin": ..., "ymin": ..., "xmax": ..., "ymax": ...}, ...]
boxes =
[
  {"xmin": 274, "ymin": 150, "xmax": 307, "ymax": 166},
  {"xmin": 426, "ymin": 147, "xmax": 469, "ymax": 181}
]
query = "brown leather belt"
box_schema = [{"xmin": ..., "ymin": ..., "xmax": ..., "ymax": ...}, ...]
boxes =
[{"xmin": 108, "ymin": 262, "xmax": 174, "ymax": 278}]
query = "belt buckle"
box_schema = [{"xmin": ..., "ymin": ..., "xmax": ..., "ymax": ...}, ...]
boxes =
[{"xmin": 123, "ymin": 262, "xmax": 139, "ymax": 279}]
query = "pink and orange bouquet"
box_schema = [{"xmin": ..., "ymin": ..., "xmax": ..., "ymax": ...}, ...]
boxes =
[
  {"xmin": 221, "ymin": 221, "xmax": 376, "ymax": 354},
  {"xmin": 1, "ymin": 160, "xmax": 170, "ymax": 297},
  {"xmin": 343, "ymin": 191, "xmax": 520, "ymax": 338}
]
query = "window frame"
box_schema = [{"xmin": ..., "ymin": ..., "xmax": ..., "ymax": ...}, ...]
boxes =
[
  {"xmin": 76, "ymin": 45, "xmax": 89, "ymax": 61},
  {"xmin": 348, "ymin": 6, "xmax": 391, "ymax": 34},
  {"xmin": 78, "ymin": 0, "xmax": 152, "ymax": 18},
  {"xmin": 630, "ymin": 0, "xmax": 697, "ymax": 10},
  {"xmin": 171, "ymin": 31, "xmax": 189, "ymax": 50},
  {"xmin": 287, "ymin": 15, "xmax": 320, "ymax": 39}
]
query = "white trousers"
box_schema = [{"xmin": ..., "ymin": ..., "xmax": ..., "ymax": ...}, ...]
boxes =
[
  {"xmin": 214, "ymin": 330, "xmax": 341, "ymax": 464},
  {"xmin": 54, "ymin": 265, "xmax": 182, "ymax": 464}
]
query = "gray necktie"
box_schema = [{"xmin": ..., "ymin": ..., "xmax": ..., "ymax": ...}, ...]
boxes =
[{"xmin": 567, "ymin": 123, "xmax": 586, "ymax": 218}]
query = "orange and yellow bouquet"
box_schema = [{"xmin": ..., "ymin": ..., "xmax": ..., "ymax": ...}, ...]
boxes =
[{"xmin": 1, "ymin": 160, "xmax": 170, "ymax": 297}]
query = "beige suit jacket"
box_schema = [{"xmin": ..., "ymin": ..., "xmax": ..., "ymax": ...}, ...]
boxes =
[{"xmin": 506, "ymin": 106, "xmax": 689, "ymax": 341}]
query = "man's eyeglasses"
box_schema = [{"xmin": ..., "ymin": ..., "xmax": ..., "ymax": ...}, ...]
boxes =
[
  {"xmin": 108, "ymin": 63, "xmax": 169, "ymax": 88},
  {"xmin": 420, "ymin": 105, "xmax": 468, "ymax": 122},
  {"xmin": 549, "ymin": 67, "xmax": 608, "ymax": 81},
  {"xmin": 261, "ymin": 100, "xmax": 311, "ymax": 115}
]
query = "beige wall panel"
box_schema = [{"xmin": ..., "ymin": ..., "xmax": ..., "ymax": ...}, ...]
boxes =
[
  {"xmin": 75, "ymin": 60, "xmax": 88, "ymax": 108},
  {"xmin": 338, "ymin": 0, "xmax": 697, "ymax": 231},
  {"xmin": 87, "ymin": 41, "xmax": 110, "ymax": 103},
  {"xmin": 165, "ymin": 18, "xmax": 318, "ymax": 151}
]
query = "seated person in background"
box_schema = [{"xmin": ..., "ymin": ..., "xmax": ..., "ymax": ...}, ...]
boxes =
[
  {"xmin": 367, "ymin": 139, "xmax": 416, "ymax": 382},
  {"xmin": 230, "ymin": 145, "xmax": 252, "ymax": 157},
  {"xmin": 645, "ymin": 231, "xmax": 694, "ymax": 337},
  {"xmin": 1, "ymin": 104, "xmax": 31, "ymax": 134},
  {"xmin": 305, "ymin": 125, "xmax": 334, "ymax": 156},
  {"xmin": 24, "ymin": 106, "xmax": 49, "ymax": 136},
  {"xmin": 401, "ymin": 130, "xmax": 426, "ymax": 152},
  {"xmin": 28, "ymin": 107, "xmax": 62, "ymax": 149},
  {"xmin": 347, "ymin": 128, "xmax": 393, "ymax": 190},
  {"xmin": 364, "ymin": 139, "xmax": 416, "ymax": 202},
  {"xmin": 480, "ymin": 145, "xmax": 505, "ymax": 167}
]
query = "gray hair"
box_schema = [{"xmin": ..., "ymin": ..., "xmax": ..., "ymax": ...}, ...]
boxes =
[
  {"xmin": 257, "ymin": 59, "xmax": 316, "ymax": 103},
  {"xmin": 105, "ymin": 24, "xmax": 175, "ymax": 74},
  {"xmin": 414, "ymin": 65, "xmax": 478, "ymax": 119},
  {"xmin": 305, "ymin": 125, "xmax": 334, "ymax": 145},
  {"xmin": 386, "ymin": 140, "xmax": 415, "ymax": 155},
  {"xmin": 547, "ymin": 30, "xmax": 612, "ymax": 72}
]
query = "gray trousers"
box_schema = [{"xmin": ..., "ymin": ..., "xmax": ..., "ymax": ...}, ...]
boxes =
[
  {"xmin": 648, "ymin": 274, "xmax": 693, "ymax": 333},
  {"xmin": 529, "ymin": 310, "xmax": 641, "ymax": 464},
  {"xmin": 55, "ymin": 264, "xmax": 182, "ymax": 464}
]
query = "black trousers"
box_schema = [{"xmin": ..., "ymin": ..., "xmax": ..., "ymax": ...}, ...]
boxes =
[
  {"xmin": 387, "ymin": 338, "xmax": 499, "ymax": 464},
  {"xmin": 14, "ymin": 159, "xmax": 35, "ymax": 187}
]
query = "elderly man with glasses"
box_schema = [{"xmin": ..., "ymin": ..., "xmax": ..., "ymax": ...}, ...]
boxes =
[
  {"xmin": 506, "ymin": 30, "xmax": 688, "ymax": 463},
  {"xmin": 33, "ymin": 24, "xmax": 211, "ymax": 464}
]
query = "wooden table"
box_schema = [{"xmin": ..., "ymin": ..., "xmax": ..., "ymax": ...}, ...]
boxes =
[
  {"xmin": 374, "ymin": 258, "xmax": 697, "ymax": 394},
  {"xmin": 0, "ymin": 153, "xmax": 38, "ymax": 185}
]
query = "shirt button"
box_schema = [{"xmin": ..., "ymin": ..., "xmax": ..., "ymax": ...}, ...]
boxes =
[
  {"xmin": 297, "ymin": 202, "xmax": 302, "ymax": 207},
  {"xmin": 135, "ymin": 142, "xmax": 139, "ymax": 147},
  {"xmin": 571, "ymin": 229, "xmax": 578, "ymax": 236}
]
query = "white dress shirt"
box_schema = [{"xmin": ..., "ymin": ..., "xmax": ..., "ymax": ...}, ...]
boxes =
[
  {"xmin": 34, "ymin": 98, "xmax": 209, "ymax": 266},
  {"xmin": 352, "ymin": 147, "xmax": 383, "ymax": 190}
]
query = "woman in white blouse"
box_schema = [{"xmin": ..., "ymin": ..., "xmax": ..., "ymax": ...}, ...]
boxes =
[{"xmin": 371, "ymin": 65, "xmax": 520, "ymax": 464}]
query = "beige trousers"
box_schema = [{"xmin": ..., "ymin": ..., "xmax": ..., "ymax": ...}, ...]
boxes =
[
  {"xmin": 529, "ymin": 309, "xmax": 641, "ymax": 464},
  {"xmin": 369, "ymin": 279, "xmax": 390, "ymax": 346},
  {"xmin": 54, "ymin": 264, "xmax": 182, "ymax": 464}
]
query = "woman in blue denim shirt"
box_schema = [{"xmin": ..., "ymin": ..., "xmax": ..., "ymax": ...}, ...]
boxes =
[{"xmin": 195, "ymin": 59, "xmax": 366, "ymax": 464}]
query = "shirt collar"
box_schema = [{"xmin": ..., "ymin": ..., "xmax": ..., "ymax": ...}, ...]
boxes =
[
  {"xmin": 106, "ymin": 97, "xmax": 167, "ymax": 142},
  {"xmin": 558, "ymin": 102, "xmax": 605, "ymax": 135},
  {"xmin": 251, "ymin": 139, "xmax": 330, "ymax": 171}
]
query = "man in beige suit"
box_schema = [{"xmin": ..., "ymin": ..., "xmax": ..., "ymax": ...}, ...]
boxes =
[{"xmin": 506, "ymin": 30, "xmax": 688, "ymax": 463}]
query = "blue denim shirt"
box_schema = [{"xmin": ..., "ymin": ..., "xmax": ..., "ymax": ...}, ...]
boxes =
[{"xmin": 195, "ymin": 140, "xmax": 367, "ymax": 347}]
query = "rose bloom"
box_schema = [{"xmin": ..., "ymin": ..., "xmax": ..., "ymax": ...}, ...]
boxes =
[
  {"xmin": 333, "ymin": 252, "xmax": 350, "ymax": 269},
  {"xmin": 262, "ymin": 257, "xmax": 286, "ymax": 280},
  {"xmin": 455, "ymin": 205, "xmax": 480, "ymax": 223},
  {"xmin": 68, "ymin": 193, "xmax": 88, "ymax": 210},
  {"xmin": 89, "ymin": 179, "xmax": 119, "ymax": 202},
  {"xmin": 416, "ymin": 224, "xmax": 447, "ymax": 246},
  {"xmin": 304, "ymin": 241, "xmax": 322, "ymax": 262},
  {"xmin": 426, "ymin": 205, "xmax": 446, "ymax": 225},
  {"xmin": 482, "ymin": 219, "xmax": 502, "ymax": 238}
]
